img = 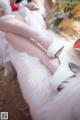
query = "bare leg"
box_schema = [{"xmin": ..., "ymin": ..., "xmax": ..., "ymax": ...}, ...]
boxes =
[
  {"xmin": 6, "ymin": 33, "xmax": 59, "ymax": 74},
  {"xmin": 0, "ymin": 18, "xmax": 52, "ymax": 50}
]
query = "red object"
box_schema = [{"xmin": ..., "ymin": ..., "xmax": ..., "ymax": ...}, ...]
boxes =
[
  {"xmin": 73, "ymin": 39, "xmax": 80, "ymax": 51},
  {"xmin": 11, "ymin": 3, "xmax": 21, "ymax": 11}
]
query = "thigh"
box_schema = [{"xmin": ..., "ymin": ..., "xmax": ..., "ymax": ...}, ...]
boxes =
[
  {"xmin": 6, "ymin": 32, "xmax": 46, "ymax": 58},
  {"xmin": 0, "ymin": 18, "xmax": 52, "ymax": 50}
]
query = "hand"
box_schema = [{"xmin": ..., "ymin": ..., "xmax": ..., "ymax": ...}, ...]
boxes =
[{"xmin": 27, "ymin": 2, "xmax": 40, "ymax": 10}]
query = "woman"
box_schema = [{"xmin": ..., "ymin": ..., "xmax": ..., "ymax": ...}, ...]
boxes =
[
  {"xmin": 0, "ymin": 0, "xmax": 74, "ymax": 86},
  {"xmin": 0, "ymin": 0, "xmax": 61, "ymax": 74},
  {"xmin": 0, "ymin": 17, "xmax": 60, "ymax": 74}
]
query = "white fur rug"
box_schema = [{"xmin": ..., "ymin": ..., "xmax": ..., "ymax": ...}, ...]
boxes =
[{"xmin": 9, "ymin": 49, "xmax": 80, "ymax": 120}]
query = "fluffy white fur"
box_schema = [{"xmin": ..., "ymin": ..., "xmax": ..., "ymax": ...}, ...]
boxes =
[
  {"xmin": 9, "ymin": 50, "xmax": 57, "ymax": 120},
  {"xmin": 38, "ymin": 79, "xmax": 80, "ymax": 120},
  {"xmin": 9, "ymin": 50, "xmax": 80, "ymax": 120}
]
